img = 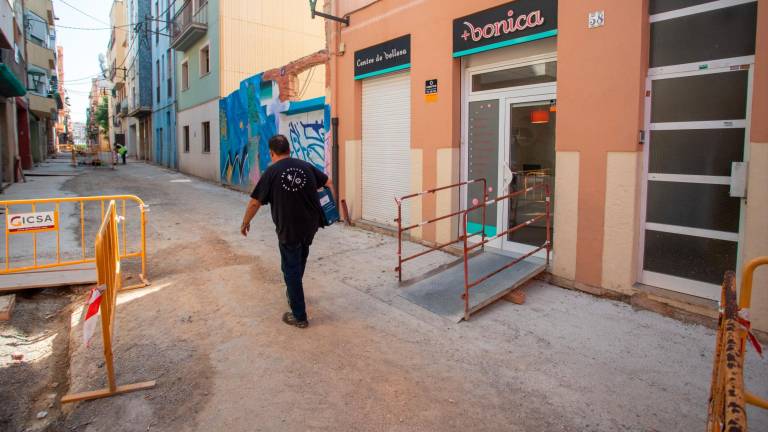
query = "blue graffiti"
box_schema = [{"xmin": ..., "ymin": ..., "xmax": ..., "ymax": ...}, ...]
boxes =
[{"xmin": 288, "ymin": 120, "xmax": 325, "ymax": 171}]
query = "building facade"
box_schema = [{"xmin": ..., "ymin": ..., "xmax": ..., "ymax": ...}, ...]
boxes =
[
  {"xmin": 151, "ymin": 0, "xmax": 176, "ymax": 169},
  {"xmin": 330, "ymin": 0, "xmax": 768, "ymax": 331},
  {"xmin": 86, "ymin": 77, "xmax": 111, "ymax": 151},
  {"xmin": 125, "ymin": 0, "xmax": 153, "ymax": 160},
  {"xmin": 0, "ymin": 0, "xmax": 27, "ymax": 186},
  {"xmin": 108, "ymin": 0, "xmax": 128, "ymax": 153},
  {"xmin": 23, "ymin": 0, "xmax": 59, "ymax": 166},
  {"xmin": 171, "ymin": 0, "xmax": 326, "ymax": 182},
  {"xmin": 54, "ymin": 45, "xmax": 71, "ymax": 150},
  {"xmin": 71, "ymin": 121, "xmax": 86, "ymax": 145}
]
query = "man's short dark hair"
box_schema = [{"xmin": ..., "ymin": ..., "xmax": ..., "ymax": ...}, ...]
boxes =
[{"xmin": 269, "ymin": 134, "xmax": 290, "ymax": 155}]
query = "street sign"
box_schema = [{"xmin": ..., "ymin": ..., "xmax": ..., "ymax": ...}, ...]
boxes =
[
  {"xmin": 6, "ymin": 211, "xmax": 58, "ymax": 234},
  {"xmin": 425, "ymin": 79, "xmax": 438, "ymax": 102}
]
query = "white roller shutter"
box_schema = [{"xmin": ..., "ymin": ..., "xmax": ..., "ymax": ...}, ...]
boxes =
[{"xmin": 362, "ymin": 71, "xmax": 411, "ymax": 226}]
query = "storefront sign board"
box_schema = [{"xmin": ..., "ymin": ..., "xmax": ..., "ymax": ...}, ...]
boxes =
[
  {"xmin": 354, "ymin": 34, "xmax": 411, "ymax": 80},
  {"xmin": 452, "ymin": 0, "xmax": 558, "ymax": 58}
]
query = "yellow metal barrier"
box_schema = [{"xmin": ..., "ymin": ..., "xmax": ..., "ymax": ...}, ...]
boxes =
[
  {"xmin": 61, "ymin": 201, "xmax": 155, "ymax": 403},
  {"xmin": 740, "ymin": 257, "xmax": 768, "ymax": 411},
  {"xmin": 707, "ymin": 257, "xmax": 768, "ymax": 431},
  {"xmin": 0, "ymin": 195, "xmax": 149, "ymax": 289}
]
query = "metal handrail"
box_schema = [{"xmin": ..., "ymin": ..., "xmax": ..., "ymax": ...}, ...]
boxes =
[
  {"xmin": 171, "ymin": 0, "xmax": 208, "ymax": 42},
  {"xmin": 461, "ymin": 183, "xmax": 551, "ymax": 319},
  {"xmin": 395, "ymin": 178, "xmax": 487, "ymax": 282}
]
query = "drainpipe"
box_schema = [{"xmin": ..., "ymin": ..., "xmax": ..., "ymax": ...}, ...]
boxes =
[{"xmin": 332, "ymin": 117, "xmax": 339, "ymax": 194}]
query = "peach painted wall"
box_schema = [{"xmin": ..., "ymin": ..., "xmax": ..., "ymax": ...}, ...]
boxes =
[
  {"xmin": 745, "ymin": 0, "xmax": 768, "ymax": 332},
  {"xmin": 337, "ymin": 0, "xmax": 378, "ymax": 16},
  {"xmin": 752, "ymin": 0, "xmax": 768, "ymax": 143},
  {"xmin": 332, "ymin": 0, "xmax": 515, "ymax": 235},
  {"xmin": 556, "ymin": 0, "xmax": 647, "ymax": 287}
]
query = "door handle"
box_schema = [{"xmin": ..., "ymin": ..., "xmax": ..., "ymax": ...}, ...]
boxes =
[{"xmin": 729, "ymin": 162, "xmax": 747, "ymax": 198}]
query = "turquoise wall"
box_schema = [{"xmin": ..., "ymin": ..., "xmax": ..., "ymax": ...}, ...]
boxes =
[{"xmin": 176, "ymin": 0, "xmax": 220, "ymax": 111}]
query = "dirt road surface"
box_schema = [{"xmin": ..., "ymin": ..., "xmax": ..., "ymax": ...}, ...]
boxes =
[{"xmin": 5, "ymin": 161, "xmax": 766, "ymax": 431}]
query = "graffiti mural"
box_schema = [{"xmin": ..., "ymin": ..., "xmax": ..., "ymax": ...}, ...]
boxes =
[
  {"xmin": 220, "ymin": 74, "xmax": 330, "ymax": 191},
  {"xmin": 279, "ymin": 105, "xmax": 329, "ymax": 172},
  {"xmin": 288, "ymin": 120, "xmax": 325, "ymax": 170}
]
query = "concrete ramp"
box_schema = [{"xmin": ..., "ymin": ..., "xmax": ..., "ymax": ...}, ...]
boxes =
[
  {"xmin": 0, "ymin": 264, "xmax": 97, "ymax": 292},
  {"xmin": 399, "ymin": 252, "xmax": 545, "ymax": 322}
]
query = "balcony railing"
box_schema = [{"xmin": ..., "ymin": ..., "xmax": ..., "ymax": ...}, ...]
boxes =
[
  {"xmin": 170, "ymin": 1, "xmax": 208, "ymax": 51},
  {"xmin": 0, "ymin": 47, "xmax": 25, "ymax": 84}
]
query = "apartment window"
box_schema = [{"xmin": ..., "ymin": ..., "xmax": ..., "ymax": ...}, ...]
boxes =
[
  {"xmin": 26, "ymin": 12, "xmax": 49, "ymax": 47},
  {"xmin": 202, "ymin": 121, "xmax": 211, "ymax": 153},
  {"xmin": 155, "ymin": 1, "xmax": 159, "ymax": 44},
  {"xmin": 27, "ymin": 71, "xmax": 48, "ymax": 94},
  {"xmin": 167, "ymin": 49, "xmax": 173, "ymax": 97},
  {"xmin": 165, "ymin": 0, "xmax": 171, "ymax": 29},
  {"xmin": 156, "ymin": 60, "xmax": 160, "ymax": 103},
  {"xmin": 183, "ymin": 126, "xmax": 190, "ymax": 152},
  {"xmin": 200, "ymin": 44, "xmax": 210, "ymax": 77},
  {"xmin": 181, "ymin": 59, "xmax": 189, "ymax": 90}
]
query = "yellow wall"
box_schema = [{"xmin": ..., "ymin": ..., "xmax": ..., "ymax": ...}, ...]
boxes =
[
  {"xmin": 409, "ymin": 148, "xmax": 423, "ymax": 239},
  {"xmin": 743, "ymin": 142, "xmax": 768, "ymax": 331},
  {"xmin": 28, "ymin": 93, "xmax": 55, "ymax": 116},
  {"xmin": 552, "ymin": 151, "xmax": 579, "ymax": 281},
  {"xmin": 344, "ymin": 139, "xmax": 362, "ymax": 220},
  {"xmin": 435, "ymin": 148, "xmax": 459, "ymax": 245},
  {"xmin": 219, "ymin": 0, "xmax": 326, "ymax": 98},
  {"xmin": 27, "ymin": 41, "xmax": 53, "ymax": 70},
  {"xmin": 108, "ymin": 0, "xmax": 128, "ymax": 84},
  {"xmin": 601, "ymin": 151, "xmax": 641, "ymax": 295},
  {"xmin": 25, "ymin": 0, "xmax": 52, "ymax": 24}
]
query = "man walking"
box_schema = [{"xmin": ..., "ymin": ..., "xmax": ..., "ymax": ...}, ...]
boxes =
[{"xmin": 240, "ymin": 134, "xmax": 333, "ymax": 328}]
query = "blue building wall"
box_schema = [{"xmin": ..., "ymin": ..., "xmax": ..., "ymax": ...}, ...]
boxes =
[
  {"xmin": 151, "ymin": 0, "xmax": 177, "ymax": 168},
  {"xmin": 135, "ymin": 0, "xmax": 153, "ymax": 109}
]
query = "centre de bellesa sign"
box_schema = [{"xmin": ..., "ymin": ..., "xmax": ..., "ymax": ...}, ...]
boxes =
[
  {"xmin": 6, "ymin": 211, "xmax": 58, "ymax": 234},
  {"xmin": 453, "ymin": 0, "xmax": 558, "ymax": 58},
  {"xmin": 354, "ymin": 34, "xmax": 411, "ymax": 80}
]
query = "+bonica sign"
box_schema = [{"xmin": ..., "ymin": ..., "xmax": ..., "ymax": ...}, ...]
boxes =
[
  {"xmin": 452, "ymin": 0, "xmax": 558, "ymax": 58},
  {"xmin": 354, "ymin": 34, "xmax": 411, "ymax": 80}
]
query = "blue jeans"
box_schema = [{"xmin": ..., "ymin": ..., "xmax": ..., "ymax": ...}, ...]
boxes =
[{"xmin": 279, "ymin": 242, "xmax": 310, "ymax": 321}]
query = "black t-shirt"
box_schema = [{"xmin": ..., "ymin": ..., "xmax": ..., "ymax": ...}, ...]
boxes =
[{"xmin": 250, "ymin": 158, "xmax": 328, "ymax": 245}]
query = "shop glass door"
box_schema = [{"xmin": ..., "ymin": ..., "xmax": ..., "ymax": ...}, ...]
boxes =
[{"xmin": 501, "ymin": 98, "xmax": 556, "ymax": 256}]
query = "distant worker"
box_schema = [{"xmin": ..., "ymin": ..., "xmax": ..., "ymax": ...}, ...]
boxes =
[
  {"xmin": 116, "ymin": 143, "xmax": 127, "ymax": 165},
  {"xmin": 240, "ymin": 134, "xmax": 333, "ymax": 329}
]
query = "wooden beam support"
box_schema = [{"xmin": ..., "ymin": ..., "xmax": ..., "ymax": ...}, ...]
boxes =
[{"xmin": 61, "ymin": 380, "xmax": 156, "ymax": 404}]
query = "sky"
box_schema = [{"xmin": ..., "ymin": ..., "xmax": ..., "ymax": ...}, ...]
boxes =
[{"xmin": 53, "ymin": 0, "xmax": 113, "ymax": 123}]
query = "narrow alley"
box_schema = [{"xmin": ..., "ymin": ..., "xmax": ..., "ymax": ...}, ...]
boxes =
[
  {"xmin": 1, "ymin": 2, "xmax": 766, "ymax": 430},
  {"xmin": 2, "ymin": 160, "xmax": 764, "ymax": 432}
]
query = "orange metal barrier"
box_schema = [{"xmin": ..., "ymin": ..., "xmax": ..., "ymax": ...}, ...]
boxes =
[
  {"xmin": 1, "ymin": 195, "xmax": 149, "ymax": 289},
  {"xmin": 461, "ymin": 183, "xmax": 551, "ymax": 320},
  {"xmin": 61, "ymin": 201, "xmax": 155, "ymax": 403},
  {"xmin": 395, "ymin": 178, "xmax": 488, "ymax": 282},
  {"xmin": 707, "ymin": 257, "xmax": 768, "ymax": 431}
]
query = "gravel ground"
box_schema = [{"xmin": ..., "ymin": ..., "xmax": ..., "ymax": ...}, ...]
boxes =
[{"xmin": 3, "ymin": 159, "xmax": 766, "ymax": 431}]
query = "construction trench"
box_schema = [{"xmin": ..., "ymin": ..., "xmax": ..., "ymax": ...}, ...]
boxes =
[{"xmin": 0, "ymin": 158, "xmax": 766, "ymax": 431}]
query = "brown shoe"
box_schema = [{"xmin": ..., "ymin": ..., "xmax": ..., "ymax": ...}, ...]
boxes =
[{"xmin": 282, "ymin": 312, "xmax": 308, "ymax": 329}]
